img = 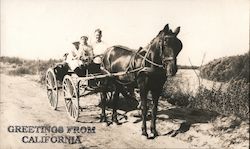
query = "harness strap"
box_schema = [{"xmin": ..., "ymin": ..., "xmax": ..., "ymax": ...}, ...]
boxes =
[
  {"xmin": 137, "ymin": 54, "xmax": 163, "ymax": 68},
  {"xmin": 141, "ymin": 45, "xmax": 151, "ymax": 68}
]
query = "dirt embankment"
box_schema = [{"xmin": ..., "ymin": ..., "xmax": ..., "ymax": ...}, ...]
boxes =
[{"xmin": 0, "ymin": 72, "xmax": 249, "ymax": 149}]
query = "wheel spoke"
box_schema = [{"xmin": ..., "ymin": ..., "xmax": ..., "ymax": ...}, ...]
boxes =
[
  {"xmin": 46, "ymin": 82, "xmax": 53, "ymax": 90},
  {"xmin": 73, "ymin": 103, "xmax": 78, "ymax": 114},
  {"xmin": 49, "ymin": 94, "xmax": 53, "ymax": 105},
  {"xmin": 72, "ymin": 106, "xmax": 76, "ymax": 118},
  {"xmin": 64, "ymin": 90, "xmax": 72, "ymax": 99},
  {"xmin": 67, "ymin": 101, "xmax": 71, "ymax": 112},
  {"xmin": 66, "ymin": 100, "xmax": 71, "ymax": 110},
  {"xmin": 69, "ymin": 102, "xmax": 73, "ymax": 116}
]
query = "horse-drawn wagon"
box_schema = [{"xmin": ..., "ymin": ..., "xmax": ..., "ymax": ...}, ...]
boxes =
[{"xmin": 45, "ymin": 24, "xmax": 183, "ymax": 139}]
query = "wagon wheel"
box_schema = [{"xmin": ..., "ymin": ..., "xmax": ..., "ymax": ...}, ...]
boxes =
[
  {"xmin": 63, "ymin": 75, "xmax": 79, "ymax": 121},
  {"xmin": 46, "ymin": 68, "xmax": 58, "ymax": 110}
]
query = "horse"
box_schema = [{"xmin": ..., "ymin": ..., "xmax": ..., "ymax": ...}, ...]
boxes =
[{"xmin": 100, "ymin": 24, "xmax": 183, "ymax": 139}]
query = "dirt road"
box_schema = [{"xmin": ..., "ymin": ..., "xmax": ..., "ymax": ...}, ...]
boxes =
[{"xmin": 0, "ymin": 73, "xmax": 249, "ymax": 149}]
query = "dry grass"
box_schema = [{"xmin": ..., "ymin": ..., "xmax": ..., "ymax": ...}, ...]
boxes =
[
  {"xmin": 0, "ymin": 56, "xmax": 61, "ymax": 81},
  {"xmin": 190, "ymin": 79, "xmax": 249, "ymax": 119},
  {"xmin": 200, "ymin": 52, "xmax": 249, "ymax": 82}
]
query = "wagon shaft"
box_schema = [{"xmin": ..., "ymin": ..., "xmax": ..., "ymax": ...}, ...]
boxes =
[{"xmin": 77, "ymin": 71, "xmax": 128, "ymax": 82}]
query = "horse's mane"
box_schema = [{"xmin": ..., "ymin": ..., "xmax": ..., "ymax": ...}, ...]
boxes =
[
  {"xmin": 113, "ymin": 45, "xmax": 137, "ymax": 52},
  {"xmin": 144, "ymin": 30, "xmax": 163, "ymax": 50}
]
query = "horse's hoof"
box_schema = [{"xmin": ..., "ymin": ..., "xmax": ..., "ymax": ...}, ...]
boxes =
[
  {"xmin": 142, "ymin": 132, "xmax": 148, "ymax": 138},
  {"xmin": 112, "ymin": 119, "xmax": 122, "ymax": 125},
  {"xmin": 114, "ymin": 121, "xmax": 122, "ymax": 125},
  {"xmin": 148, "ymin": 132, "xmax": 157, "ymax": 139},
  {"xmin": 106, "ymin": 121, "xmax": 112, "ymax": 127}
]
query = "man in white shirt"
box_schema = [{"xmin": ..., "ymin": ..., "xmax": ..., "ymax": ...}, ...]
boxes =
[
  {"xmin": 91, "ymin": 29, "xmax": 108, "ymax": 64},
  {"xmin": 86, "ymin": 29, "xmax": 109, "ymax": 87}
]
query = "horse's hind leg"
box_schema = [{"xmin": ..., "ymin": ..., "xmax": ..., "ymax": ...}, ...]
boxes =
[
  {"xmin": 112, "ymin": 89, "xmax": 121, "ymax": 125},
  {"xmin": 100, "ymin": 92, "xmax": 107, "ymax": 123},
  {"xmin": 149, "ymin": 90, "xmax": 160, "ymax": 139}
]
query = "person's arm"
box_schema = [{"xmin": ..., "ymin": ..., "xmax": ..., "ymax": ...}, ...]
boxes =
[
  {"xmin": 77, "ymin": 48, "xmax": 86, "ymax": 60},
  {"xmin": 88, "ymin": 46, "xmax": 94, "ymax": 60},
  {"xmin": 71, "ymin": 42, "xmax": 79, "ymax": 59},
  {"xmin": 72, "ymin": 43, "xmax": 81, "ymax": 60}
]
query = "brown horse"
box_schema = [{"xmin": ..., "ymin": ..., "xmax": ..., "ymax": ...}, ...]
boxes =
[{"xmin": 100, "ymin": 24, "xmax": 183, "ymax": 139}]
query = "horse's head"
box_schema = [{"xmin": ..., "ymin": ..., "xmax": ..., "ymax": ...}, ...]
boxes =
[{"xmin": 157, "ymin": 24, "xmax": 183, "ymax": 76}]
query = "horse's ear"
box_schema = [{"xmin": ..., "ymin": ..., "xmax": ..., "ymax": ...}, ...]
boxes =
[
  {"xmin": 157, "ymin": 30, "xmax": 163, "ymax": 36},
  {"xmin": 174, "ymin": 27, "xmax": 180, "ymax": 36},
  {"xmin": 163, "ymin": 24, "xmax": 169, "ymax": 32}
]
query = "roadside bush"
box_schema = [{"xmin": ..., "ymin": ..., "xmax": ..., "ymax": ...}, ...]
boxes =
[
  {"xmin": 0, "ymin": 56, "xmax": 24, "ymax": 65},
  {"xmin": 190, "ymin": 79, "xmax": 249, "ymax": 119},
  {"xmin": 200, "ymin": 52, "xmax": 249, "ymax": 82},
  {"xmin": 8, "ymin": 66, "xmax": 35, "ymax": 75}
]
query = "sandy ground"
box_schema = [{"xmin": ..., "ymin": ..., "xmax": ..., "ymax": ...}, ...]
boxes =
[{"xmin": 0, "ymin": 70, "xmax": 249, "ymax": 149}]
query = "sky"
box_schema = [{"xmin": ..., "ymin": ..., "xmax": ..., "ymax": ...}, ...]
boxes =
[{"xmin": 1, "ymin": 0, "xmax": 249, "ymax": 65}]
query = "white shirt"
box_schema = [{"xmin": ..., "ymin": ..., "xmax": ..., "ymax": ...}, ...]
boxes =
[
  {"xmin": 78, "ymin": 44, "xmax": 93, "ymax": 59},
  {"xmin": 92, "ymin": 41, "xmax": 108, "ymax": 55},
  {"xmin": 65, "ymin": 42, "xmax": 93, "ymax": 70}
]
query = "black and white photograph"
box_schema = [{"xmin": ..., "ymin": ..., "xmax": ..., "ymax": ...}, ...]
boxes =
[{"xmin": 0, "ymin": 0, "xmax": 249, "ymax": 148}]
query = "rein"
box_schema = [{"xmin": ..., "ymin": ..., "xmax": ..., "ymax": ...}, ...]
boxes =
[{"xmin": 137, "ymin": 54, "xmax": 163, "ymax": 68}]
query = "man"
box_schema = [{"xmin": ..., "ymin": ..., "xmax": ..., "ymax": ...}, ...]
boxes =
[
  {"xmin": 66, "ymin": 36, "xmax": 93, "ymax": 76},
  {"xmin": 91, "ymin": 29, "xmax": 108, "ymax": 63},
  {"xmin": 85, "ymin": 29, "xmax": 109, "ymax": 87}
]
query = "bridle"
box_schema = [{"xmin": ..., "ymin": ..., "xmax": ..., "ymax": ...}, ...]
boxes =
[{"xmin": 136, "ymin": 34, "xmax": 176, "ymax": 70}]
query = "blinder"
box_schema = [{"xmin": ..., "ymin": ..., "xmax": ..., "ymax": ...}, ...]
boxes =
[{"xmin": 159, "ymin": 35, "xmax": 176, "ymax": 69}]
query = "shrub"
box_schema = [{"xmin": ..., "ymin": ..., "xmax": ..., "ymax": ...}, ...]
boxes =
[
  {"xmin": 0, "ymin": 56, "xmax": 24, "ymax": 65},
  {"xmin": 190, "ymin": 79, "xmax": 249, "ymax": 119},
  {"xmin": 8, "ymin": 66, "xmax": 35, "ymax": 75},
  {"xmin": 200, "ymin": 52, "xmax": 249, "ymax": 82}
]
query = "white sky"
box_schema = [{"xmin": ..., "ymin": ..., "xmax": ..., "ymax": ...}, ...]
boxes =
[{"xmin": 1, "ymin": 0, "xmax": 249, "ymax": 65}]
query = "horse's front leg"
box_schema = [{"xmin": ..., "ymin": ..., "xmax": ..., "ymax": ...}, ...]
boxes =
[
  {"xmin": 140, "ymin": 88, "xmax": 149, "ymax": 137},
  {"xmin": 137, "ymin": 75, "xmax": 149, "ymax": 137},
  {"xmin": 148, "ymin": 90, "xmax": 160, "ymax": 139}
]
